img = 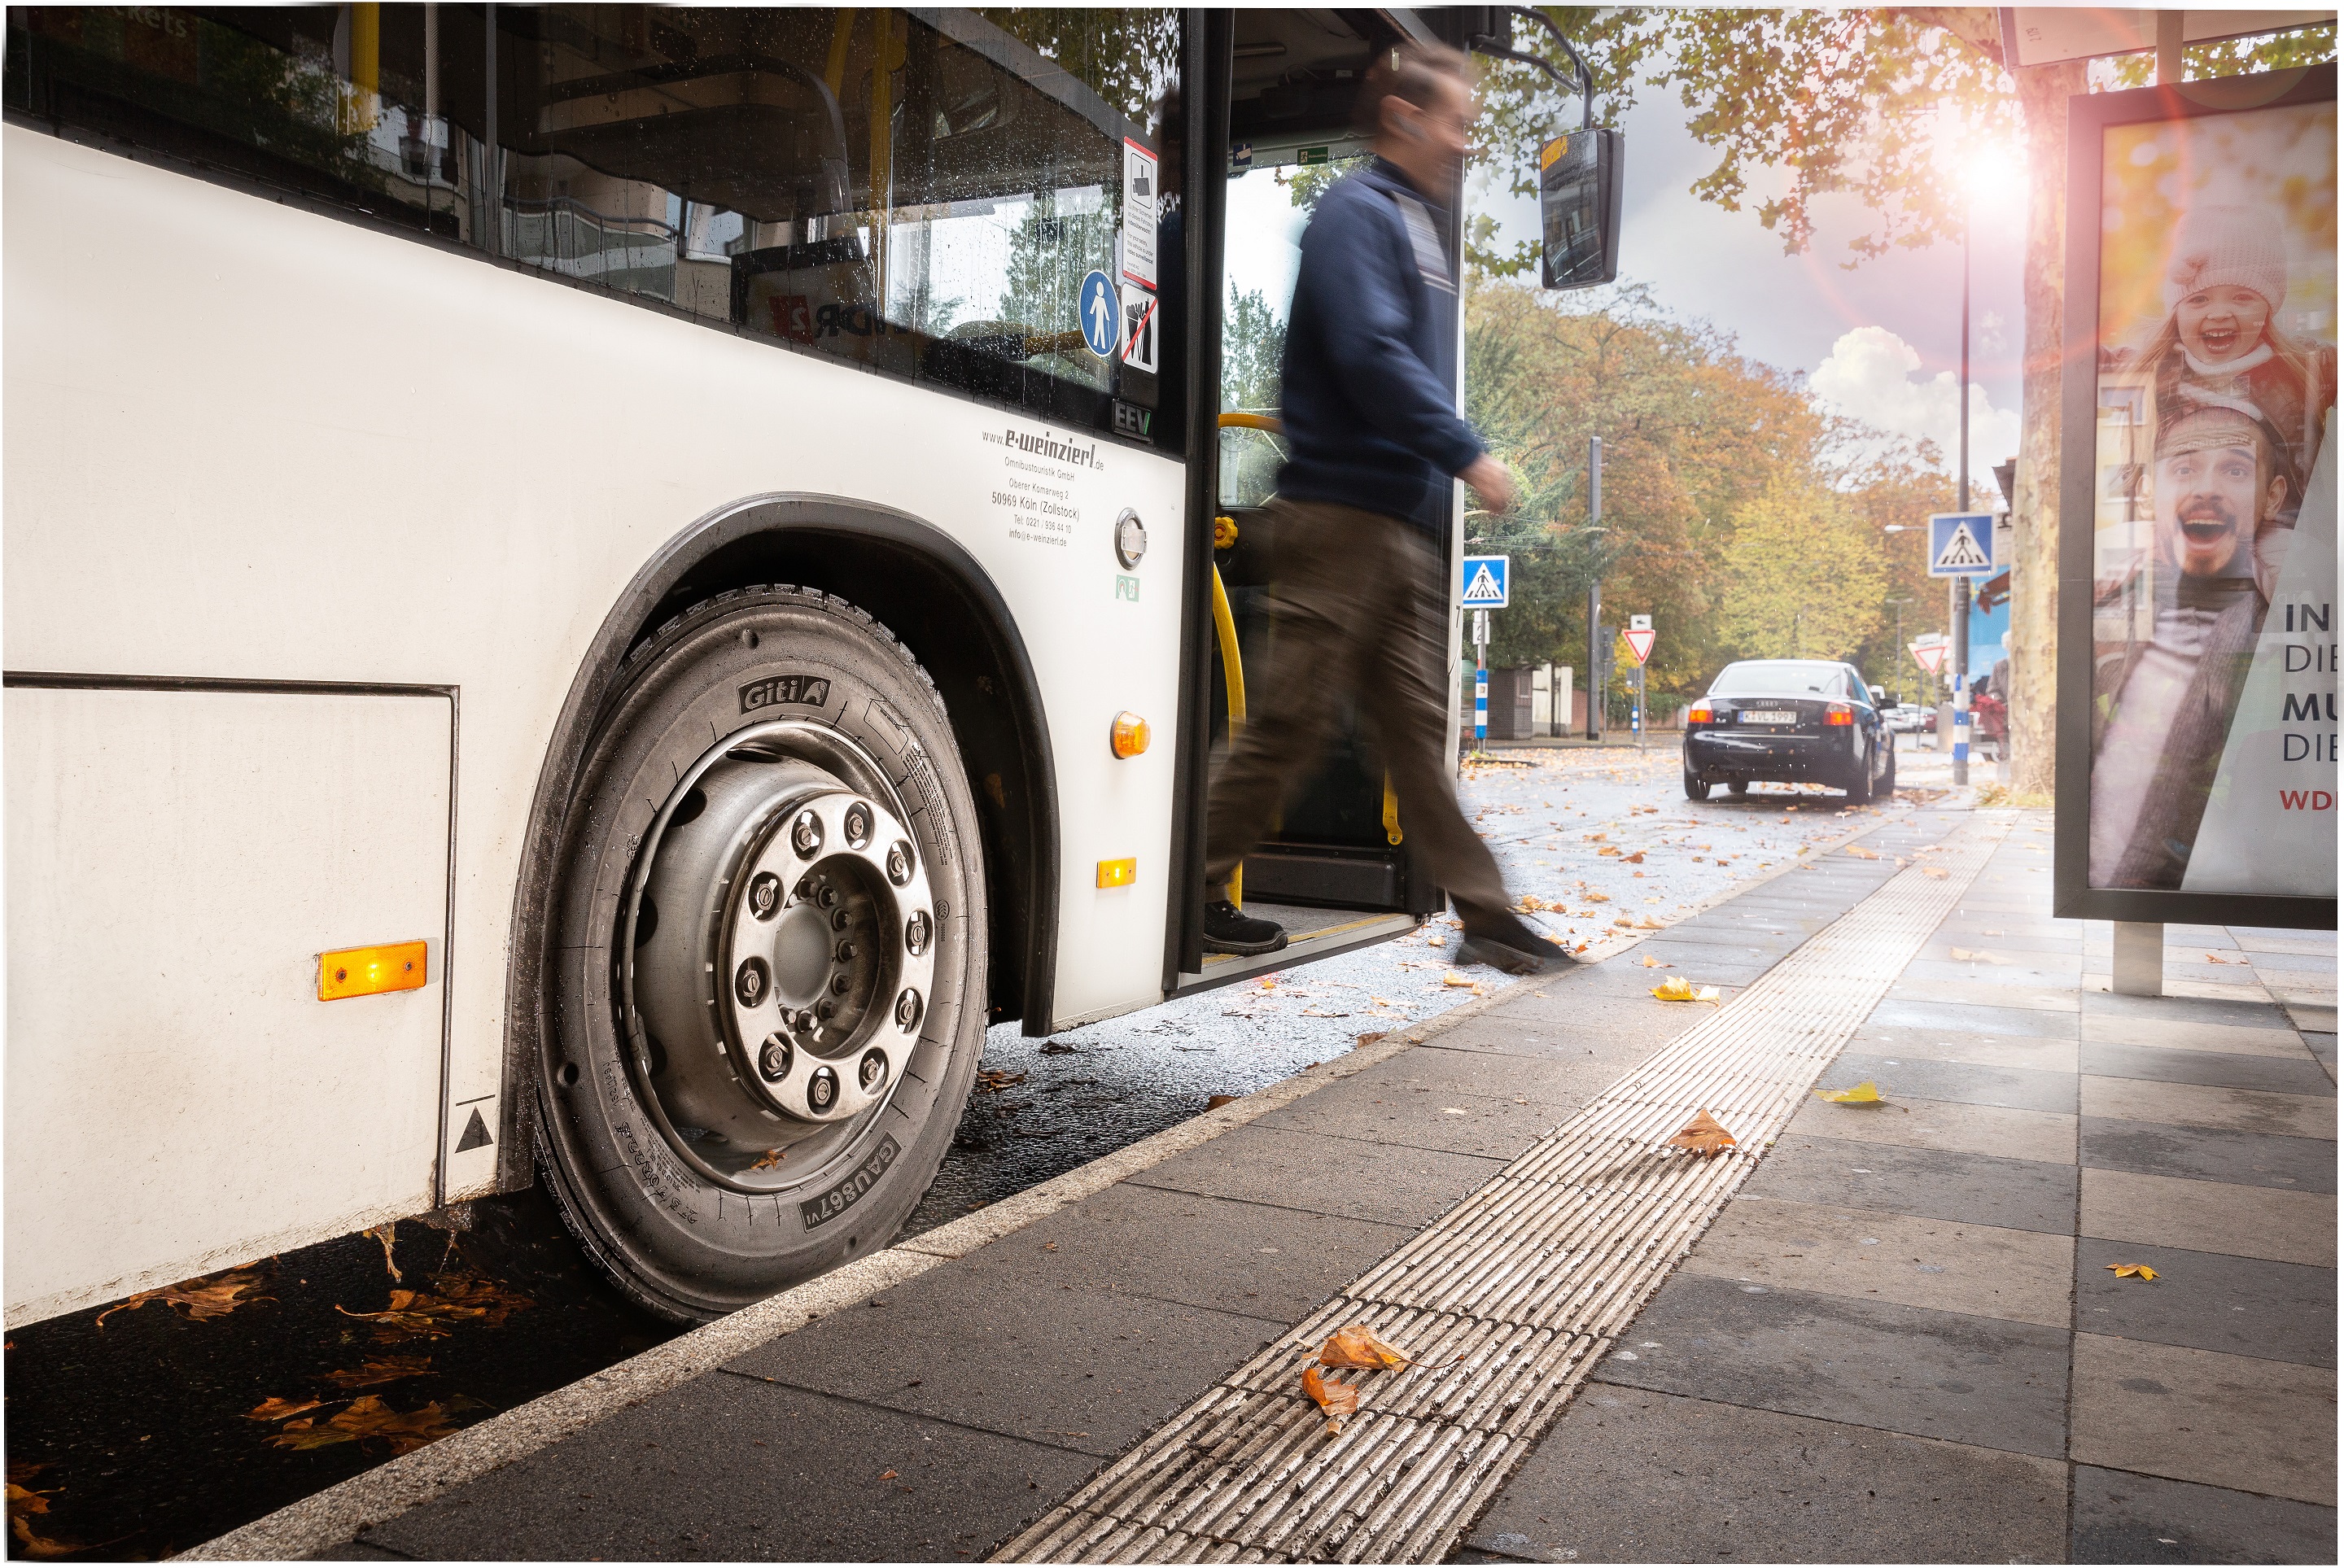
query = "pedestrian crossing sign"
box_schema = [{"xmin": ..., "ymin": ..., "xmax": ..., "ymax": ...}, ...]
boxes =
[
  {"xmin": 1460, "ymin": 554, "xmax": 1510, "ymax": 608},
  {"xmin": 1927, "ymin": 513, "xmax": 1996, "ymax": 578}
]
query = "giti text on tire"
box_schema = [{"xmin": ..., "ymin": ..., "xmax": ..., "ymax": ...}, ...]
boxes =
[{"xmin": 537, "ymin": 585, "xmax": 986, "ymax": 1322}]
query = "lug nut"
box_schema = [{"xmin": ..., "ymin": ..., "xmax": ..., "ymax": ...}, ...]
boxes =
[
  {"xmin": 831, "ymin": 908, "xmax": 851, "ymax": 930},
  {"xmin": 905, "ymin": 911, "xmax": 931, "ymax": 955},
  {"xmin": 792, "ymin": 811, "xmax": 823, "ymax": 857},
  {"xmin": 886, "ymin": 841, "xmax": 914, "ymax": 885},
  {"xmin": 830, "ymin": 972, "xmax": 852, "ymax": 994},
  {"xmin": 859, "ymin": 1050, "xmax": 887, "ymax": 1091},
  {"xmin": 844, "ymin": 803, "xmax": 872, "ymax": 848},
  {"xmin": 817, "ymin": 885, "xmax": 838, "ymax": 908},
  {"xmin": 807, "ymin": 1066, "xmax": 838, "ymax": 1112},
  {"xmin": 894, "ymin": 988, "xmax": 923, "ymax": 1030},
  {"xmin": 817, "ymin": 999, "xmax": 837, "ymax": 1020},
  {"xmin": 734, "ymin": 957, "xmax": 769, "ymax": 1007},
  {"xmin": 837, "ymin": 941, "xmax": 857, "ymax": 962},
  {"xmin": 759, "ymin": 1035, "xmax": 792, "ymax": 1081},
  {"xmin": 747, "ymin": 872, "xmax": 782, "ymax": 919}
]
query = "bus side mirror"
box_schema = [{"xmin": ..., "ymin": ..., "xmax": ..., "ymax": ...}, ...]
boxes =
[
  {"xmin": 1539, "ymin": 128, "xmax": 1624, "ymax": 290},
  {"xmin": 1870, "ymin": 685, "xmax": 1887, "ymax": 703}
]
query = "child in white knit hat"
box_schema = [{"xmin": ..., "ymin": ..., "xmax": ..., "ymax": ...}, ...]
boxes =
[{"xmin": 2132, "ymin": 203, "xmax": 2335, "ymax": 496}]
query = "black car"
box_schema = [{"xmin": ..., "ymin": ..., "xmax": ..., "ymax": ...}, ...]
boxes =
[{"xmin": 1681, "ymin": 658, "xmax": 1895, "ymax": 802}]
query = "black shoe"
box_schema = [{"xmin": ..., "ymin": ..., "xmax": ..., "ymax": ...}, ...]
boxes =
[
  {"xmin": 1457, "ymin": 911, "xmax": 1577, "ymax": 976},
  {"xmin": 1203, "ymin": 899, "xmax": 1288, "ymax": 955}
]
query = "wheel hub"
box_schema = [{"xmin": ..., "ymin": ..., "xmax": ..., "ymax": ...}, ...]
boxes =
[{"xmin": 624, "ymin": 725, "xmax": 936, "ymax": 1190}]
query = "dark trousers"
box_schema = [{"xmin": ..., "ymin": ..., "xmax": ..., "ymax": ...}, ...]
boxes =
[{"xmin": 1203, "ymin": 498, "xmax": 1510, "ymax": 920}]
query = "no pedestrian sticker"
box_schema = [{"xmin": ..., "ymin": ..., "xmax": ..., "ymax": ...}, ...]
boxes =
[
  {"xmin": 1078, "ymin": 270, "xmax": 1119, "ymax": 360},
  {"xmin": 1460, "ymin": 555, "xmax": 1510, "ymax": 608},
  {"xmin": 1928, "ymin": 513, "xmax": 1995, "ymax": 577}
]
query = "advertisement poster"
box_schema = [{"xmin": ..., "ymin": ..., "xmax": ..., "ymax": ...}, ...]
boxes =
[{"xmin": 2076, "ymin": 76, "xmax": 2336, "ymax": 906}]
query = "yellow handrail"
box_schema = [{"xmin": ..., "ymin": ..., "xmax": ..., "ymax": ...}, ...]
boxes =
[
  {"xmin": 1219, "ymin": 410, "xmax": 1285, "ymax": 434},
  {"xmin": 1209, "ymin": 548, "xmax": 1246, "ymax": 908}
]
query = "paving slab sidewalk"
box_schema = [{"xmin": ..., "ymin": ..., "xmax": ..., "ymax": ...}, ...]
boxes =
[{"xmin": 1458, "ymin": 816, "xmax": 2338, "ymax": 1567}]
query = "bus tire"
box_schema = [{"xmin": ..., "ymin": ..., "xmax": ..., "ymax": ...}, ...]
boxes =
[{"xmin": 536, "ymin": 584, "xmax": 986, "ymax": 1323}]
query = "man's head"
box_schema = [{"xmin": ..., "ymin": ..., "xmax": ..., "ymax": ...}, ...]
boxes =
[
  {"xmin": 1358, "ymin": 41, "xmax": 1476, "ymax": 194},
  {"xmin": 2152, "ymin": 407, "xmax": 2286, "ymax": 577}
]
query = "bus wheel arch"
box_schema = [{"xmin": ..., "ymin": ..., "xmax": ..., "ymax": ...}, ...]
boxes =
[{"xmin": 503, "ymin": 500, "xmax": 1057, "ymax": 1296}]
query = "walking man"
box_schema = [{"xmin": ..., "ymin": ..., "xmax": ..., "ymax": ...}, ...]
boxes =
[{"xmin": 1201, "ymin": 40, "xmax": 1570, "ymax": 975}]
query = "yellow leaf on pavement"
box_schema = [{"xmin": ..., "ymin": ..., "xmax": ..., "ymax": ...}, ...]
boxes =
[
  {"xmin": 1843, "ymin": 846, "xmax": 1880, "ymax": 859},
  {"xmin": 1301, "ymin": 1365, "xmax": 1360, "ymax": 1434},
  {"xmin": 1665, "ymin": 1109, "xmax": 1737, "ymax": 1155},
  {"xmin": 2106, "ymin": 1263, "xmax": 2160, "ymax": 1281},
  {"xmin": 95, "ymin": 1265, "xmax": 274, "ymax": 1328},
  {"xmin": 1318, "ymin": 1325, "xmax": 1412, "ymax": 1370},
  {"xmin": 1441, "ymin": 971, "xmax": 1476, "ymax": 987},
  {"xmin": 1814, "ymin": 1081, "xmax": 1887, "ymax": 1105},
  {"xmin": 247, "ymin": 1396, "xmax": 329, "ymax": 1422},
  {"xmin": 1651, "ymin": 976, "xmax": 1695, "ymax": 1001},
  {"xmin": 1920, "ymin": 866, "xmax": 1949, "ymax": 880}
]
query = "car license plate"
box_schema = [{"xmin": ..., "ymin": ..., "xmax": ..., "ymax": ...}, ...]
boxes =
[{"xmin": 1741, "ymin": 710, "xmax": 1797, "ymax": 726}]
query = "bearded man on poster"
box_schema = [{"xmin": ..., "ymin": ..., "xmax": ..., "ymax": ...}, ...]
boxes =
[{"xmin": 2089, "ymin": 406, "xmax": 2294, "ymax": 888}]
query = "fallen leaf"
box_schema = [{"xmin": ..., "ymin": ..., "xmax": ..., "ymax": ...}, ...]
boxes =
[
  {"xmin": 265, "ymin": 1395, "xmax": 460, "ymax": 1455},
  {"xmin": 1814, "ymin": 1081, "xmax": 1887, "ymax": 1105},
  {"xmin": 6, "ymin": 1466, "xmax": 81, "ymax": 1559},
  {"xmin": 975, "ymin": 1068, "xmax": 1027, "ymax": 1094},
  {"xmin": 1301, "ymin": 1365, "xmax": 1360, "ymax": 1434},
  {"xmin": 1650, "ymin": 976, "xmax": 1716, "ymax": 1002},
  {"xmin": 1596, "ymin": 845, "xmax": 1622, "ymax": 858},
  {"xmin": 2106, "ymin": 1263, "xmax": 2160, "ymax": 1281},
  {"xmin": 1920, "ymin": 866, "xmax": 1950, "ymax": 880},
  {"xmin": 364, "ymin": 1222, "xmax": 403, "ymax": 1284},
  {"xmin": 1205, "ymin": 1094, "xmax": 1239, "ymax": 1110},
  {"xmin": 748, "ymin": 1149, "xmax": 787, "ymax": 1171},
  {"xmin": 1318, "ymin": 1325, "xmax": 1412, "ymax": 1370},
  {"xmin": 96, "ymin": 1265, "xmax": 274, "ymax": 1328},
  {"xmin": 335, "ymin": 1274, "xmax": 534, "ymax": 1342},
  {"xmin": 1665, "ymin": 1109, "xmax": 1738, "ymax": 1155},
  {"xmin": 247, "ymin": 1395, "xmax": 330, "ymax": 1421},
  {"xmin": 1641, "ymin": 955, "xmax": 1670, "ymax": 968},
  {"xmin": 1038, "ymin": 1041, "xmax": 1078, "ymax": 1055},
  {"xmin": 879, "ymin": 1470, "xmax": 899, "ymax": 1480},
  {"xmin": 1353, "ymin": 1032, "xmax": 1388, "ymax": 1049},
  {"xmin": 1584, "ymin": 891, "xmax": 1612, "ymax": 903},
  {"xmin": 1440, "ymin": 972, "xmax": 1476, "ymax": 987},
  {"xmin": 1843, "ymin": 846, "xmax": 1880, "ymax": 860},
  {"xmin": 1623, "ymin": 851, "xmax": 1646, "ymax": 863},
  {"xmin": 321, "ymin": 1356, "xmax": 433, "ymax": 1391}
]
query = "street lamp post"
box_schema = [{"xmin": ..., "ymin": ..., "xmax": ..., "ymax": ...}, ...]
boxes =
[
  {"xmin": 1951, "ymin": 199, "xmax": 1973, "ymax": 786},
  {"xmin": 1886, "ymin": 596, "xmax": 1912, "ymax": 705},
  {"xmin": 1584, "ymin": 435, "xmax": 1603, "ymax": 742}
]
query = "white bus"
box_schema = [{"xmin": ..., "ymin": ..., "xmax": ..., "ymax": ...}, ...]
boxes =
[{"xmin": 3, "ymin": 4, "xmax": 1540, "ymax": 1328}]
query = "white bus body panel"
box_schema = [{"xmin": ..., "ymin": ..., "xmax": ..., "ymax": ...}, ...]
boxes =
[
  {"xmin": 3, "ymin": 687, "xmax": 452, "ymax": 1326},
  {"xmin": 4, "ymin": 128, "xmax": 1186, "ymax": 1316}
]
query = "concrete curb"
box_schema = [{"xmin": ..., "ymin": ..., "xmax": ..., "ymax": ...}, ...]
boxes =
[{"xmin": 174, "ymin": 976, "xmax": 1544, "ymax": 1561}]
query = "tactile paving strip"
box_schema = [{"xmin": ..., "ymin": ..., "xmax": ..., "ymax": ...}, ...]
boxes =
[{"xmin": 999, "ymin": 819, "xmax": 2009, "ymax": 1564}]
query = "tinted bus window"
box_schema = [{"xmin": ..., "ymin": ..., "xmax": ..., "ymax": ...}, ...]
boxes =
[{"xmin": 4, "ymin": 6, "xmax": 1183, "ymax": 447}]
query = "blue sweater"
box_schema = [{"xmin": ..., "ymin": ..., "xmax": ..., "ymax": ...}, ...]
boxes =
[{"xmin": 1276, "ymin": 159, "xmax": 1482, "ymax": 535}]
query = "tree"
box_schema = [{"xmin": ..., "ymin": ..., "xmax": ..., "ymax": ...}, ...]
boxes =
[
  {"xmin": 1716, "ymin": 475, "xmax": 1888, "ymax": 664},
  {"xmin": 1221, "ymin": 285, "xmax": 1285, "ymax": 412},
  {"xmin": 1469, "ymin": 7, "xmax": 2334, "ymax": 793}
]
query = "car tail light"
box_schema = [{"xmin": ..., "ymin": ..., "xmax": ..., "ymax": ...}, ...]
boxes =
[
  {"xmin": 1825, "ymin": 704, "xmax": 1855, "ymax": 726},
  {"xmin": 1686, "ymin": 705, "xmax": 1713, "ymax": 723}
]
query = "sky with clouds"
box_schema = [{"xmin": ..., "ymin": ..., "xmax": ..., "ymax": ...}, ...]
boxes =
[{"xmin": 1224, "ymin": 69, "xmax": 2031, "ymax": 500}]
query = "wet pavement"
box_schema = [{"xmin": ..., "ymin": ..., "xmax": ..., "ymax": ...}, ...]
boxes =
[{"xmin": 4, "ymin": 741, "xmax": 1939, "ymax": 1561}]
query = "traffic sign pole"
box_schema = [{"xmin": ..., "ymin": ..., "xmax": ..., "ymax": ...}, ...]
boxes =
[{"xmin": 1472, "ymin": 610, "xmax": 1489, "ymax": 748}]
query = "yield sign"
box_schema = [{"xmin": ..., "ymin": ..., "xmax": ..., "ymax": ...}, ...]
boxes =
[
  {"xmin": 1909, "ymin": 638, "xmax": 1948, "ymax": 675},
  {"xmin": 1621, "ymin": 627, "xmax": 1657, "ymax": 666}
]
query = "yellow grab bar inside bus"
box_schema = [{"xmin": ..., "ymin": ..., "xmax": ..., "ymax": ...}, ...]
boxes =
[{"xmin": 1209, "ymin": 535, "xmax": 1246, "ymax": 908}]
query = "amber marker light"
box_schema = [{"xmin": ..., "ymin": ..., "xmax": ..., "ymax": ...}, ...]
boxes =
[
  {"xmin": 1096, "ymin": 858, "xmax": 1138, "ymax": 889},
  {"xmin": 1686, "ymin": 705, "xmax": 1713, "ymax": 723},
  {"xmin": 319, "ymin": 939, "xmax": 429, "ymax": 1001},
  {"xmin": 1109, "ymin": 710, "xmax": 1151, "ymax": 758}
]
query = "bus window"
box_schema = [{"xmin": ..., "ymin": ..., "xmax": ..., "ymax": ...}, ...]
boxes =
[{"xmin": 2, "ymin": 6, "xmax": 1185, "ymax": 448}]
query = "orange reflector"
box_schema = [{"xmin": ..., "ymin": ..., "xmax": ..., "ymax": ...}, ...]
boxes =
[
  {"xmin": 1096, "ymin": 858, "xmax": 1138, "ymax": 889},
  {"xmin": 1686, "ymin": 705, "xmax": 1713, "ymax": 723},
  {"xmin": 1825, "ymin": 704, "xmax": 1856, "ymax": 726},
  {"xmin": 319, "ymin": 939, "xmax": 429, "ymax": 1001},
  {"xmin": 1109, "ymin": 710, "xmax": 1151, "ymax": 758}
]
